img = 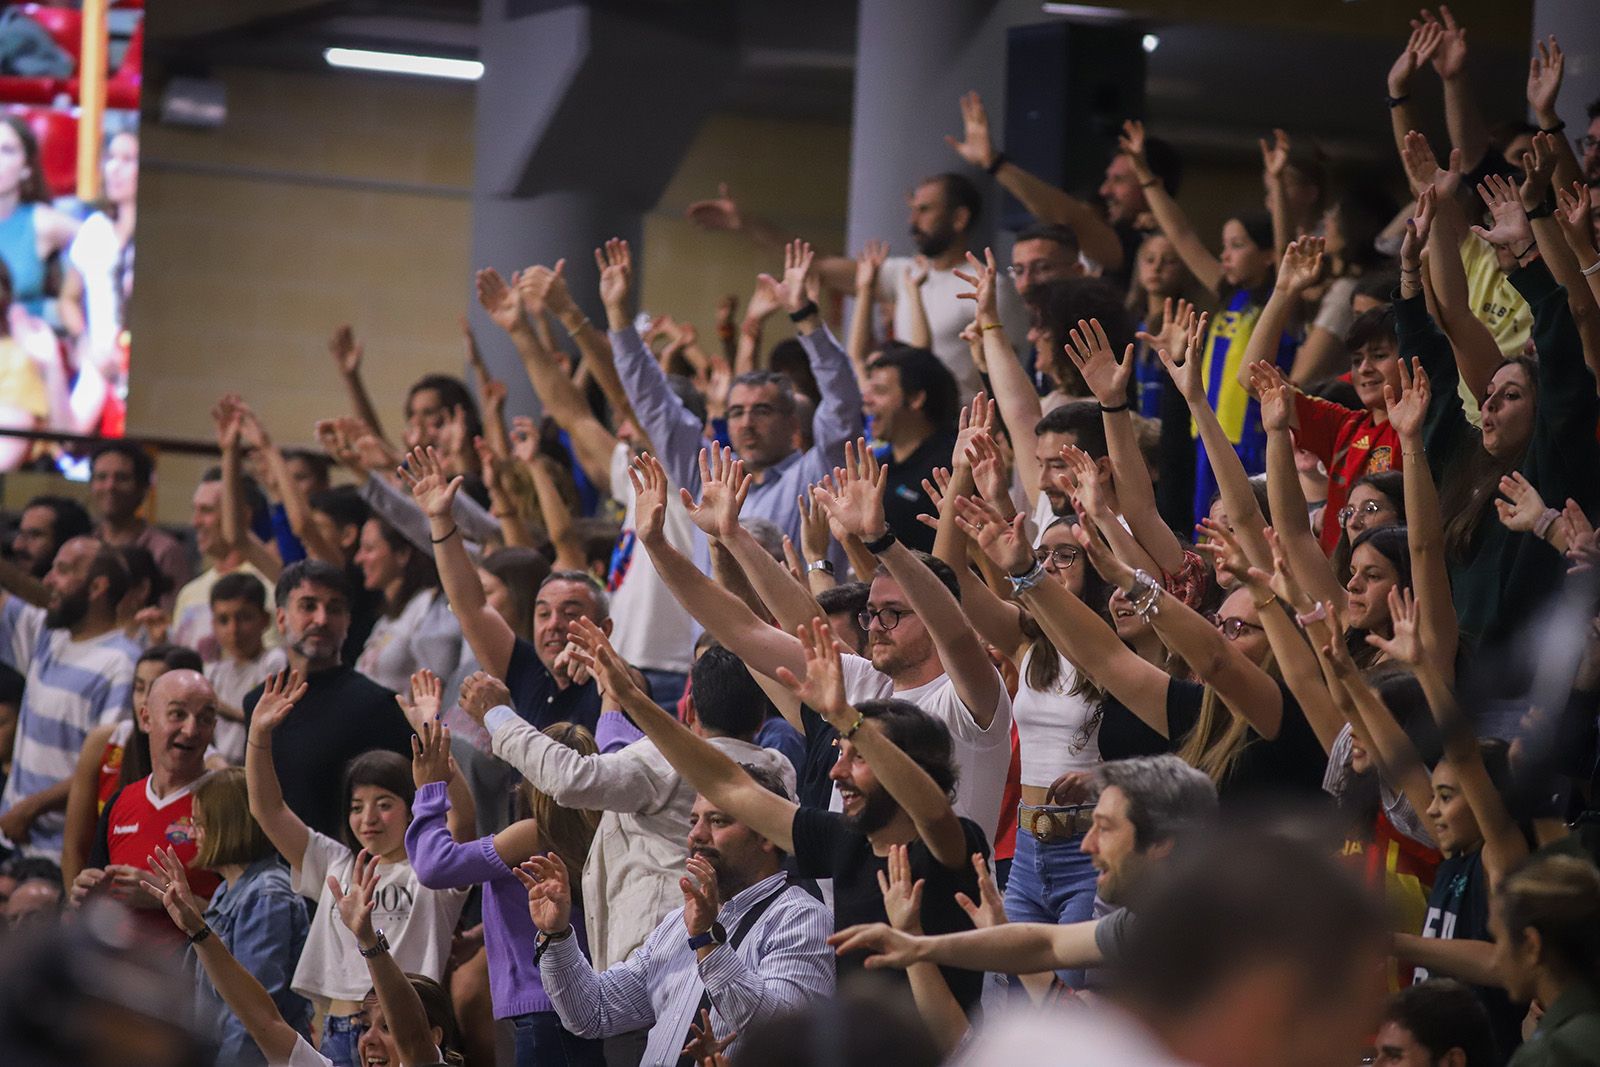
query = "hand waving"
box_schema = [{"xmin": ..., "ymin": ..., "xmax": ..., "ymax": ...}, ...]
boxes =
[
  {"xmin": 1276, "ymin": 235, "xmax": 1326, "ymax": 294},
  {"xmin": 328, "ymin": 325, "xmax": 362, "ymax": 378},
  {"xmin": 397, "ymin": 445, "xmax": 463, "ymax": 520},
  {"xmin": 812, "ymin": 439, "xmax": 888, "ymax": 541},
  {"xmin": 877, "ymin": 843, "xmax": 925, "ymax": 934},
  {"xmin": 682, "ymin": 446, "xmax": 750, "ymax": 540},
  {"xmin": 628, "ymin": 453, "xmax": 671, "ymax": 544},
  {"xmin": 410, "ymin": 718, "xmax": 455, "ymax": 788},
  {"xmin": 1554, "ymin": 182, "xmax": 1598, "ymax": 259},
  {"xmin": 595, "ymin": 238, "xmax": 633, "ymax": 313},
  {"xmin": 1064, "ymin": 317, "xmax": 1134, "ymax": 407},
  {"xmin": 855, "ymin": 239, "xmax": 889, "ymax": 293},
  {"xmin": 1382, "ymin": 357, "xmax": 1430, "ymax": 443},
  {"xmin": 513, "ymin": 854, "xmax": 574, "ymax": 934},
  {"xmin": 684, "ymin": 182, "xmax": 743, "ymax": 232},
  {"xmin": 396, "ymin": 668, "xmax": 443, "ymax": 732},
  {"xmin": 952, "ymin": 495, "xmax": 1032, "ymax": 575},
  {"xmin": 945, "ymin": 90, "xmax": 996, "ymax": 169},
  {"xmin": 1389, "ymin": 19, "xmax": 1444, "ymax": 97},
  {"xmin": 1494, "ymin": 471, "xmax": 1550, "ymax": 534},
  {"xmin": 953, "ymin": 248, "xmax": 1000, "ymax": 325},
  {"xmin": 953, "ymin": 853, "xmax": 1007, "ymax": 930},
  {"xmin": 140, "ymin": 846, "xmax": 204, "ymax": 936},
  {"xmin": 1471, "ymin": 173, "xmax": 1535, "ymax": 252},
  {"xmin": 1365, "ymin": 586, "xmax": 1423, "ymax": 665},
  {"xmin": 774, "ymin": 617, "xmax": 853, "ymax": 727},
  {"xmin": 1249, "ymin": 360, "xmax": 1294, "ymax": 432},
  {"xmin": 329, "ymin": 849, "xmax": 382, "ymax": 944},
  {"xmin": 1527, "ymin": 36, "xmax": 1564, "ymax": 117},
  {"xmin": 776, "ymin": 240, "xmax": 816, "ymax": 314},
  {"xmin": 475, "ymin": 268, "xmax": 527, "ymax": 335},
  {"xmin": 250, "ymin": 669, "xmax": 307, "ymax": 737},
  {"xmin": 566, "ymin": 616, "xmax": 648, "ymax": 710}
]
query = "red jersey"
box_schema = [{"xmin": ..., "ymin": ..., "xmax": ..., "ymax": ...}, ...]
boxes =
[
  {"xmin": 1294, "ymin": 393, "xmax": 1402, "ymax": 553},
  {"xmin": 101, "ymin": 775, "xmax": 222, "ymax": 901},
  {"xmin": 95, "ymin": 722, "xmax": 131, "ymax": 812},
  {"xmin": 1341, "ymin": 808, "xmax": 1441, "ymax": 990}
]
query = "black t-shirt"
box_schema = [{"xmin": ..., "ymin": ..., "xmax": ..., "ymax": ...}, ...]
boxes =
[
  {"xmin": 341, "ymin": 564, "xmax": 384, "ymax": 667},
  {"xmin": 1163, "ymin": 677, "xmax": 1329, "ymax": 805},
  {"xmin": 1416, "ymin": 848, "xmax": 1523, "ymax": 1059},
  {"xmin": 1096, "ymin": 694, "xmax": 1173, "ymax": 761},
  {"xmin": 791, "ymin": 807, "xmax": 990, "ymax": 1016},
  {"xmin": 504, "ymin": 635, "xmax": 601, "ymax": 734},
  {"xmin": 881, "ymin": 431, "xmax": 957, "ymax": 555},
  {"xmin": 797, "ymin": 706, "xmax": 840, "ymax": 811},
  {"xmin": 242, "ymin": 665, "xmax": 412, "ymax": 841}
]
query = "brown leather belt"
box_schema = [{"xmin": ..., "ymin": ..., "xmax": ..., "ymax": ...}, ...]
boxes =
[{"xmin": 1018, "ymin": 802, "xmax": 1093, "ymax": 843}]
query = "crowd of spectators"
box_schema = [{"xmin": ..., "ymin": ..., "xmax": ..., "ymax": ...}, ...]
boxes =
[{"xmin": 2, "ymin": 9, "xmax": 1600, "ymax": 1067}]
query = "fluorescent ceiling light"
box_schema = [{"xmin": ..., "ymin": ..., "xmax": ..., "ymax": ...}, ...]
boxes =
[
  {"xmin": 323, "ymin": 47, "xmax": 483, "ymax": 81},
  {"xmin": 1040, "ymin": 3, "xmax": 1138, "ymax": 20}
]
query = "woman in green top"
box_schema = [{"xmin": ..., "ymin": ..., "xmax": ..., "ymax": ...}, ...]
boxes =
[{"xmin": 1493, "ymin": 854, "xmax": 1600, "ymax": 1066}]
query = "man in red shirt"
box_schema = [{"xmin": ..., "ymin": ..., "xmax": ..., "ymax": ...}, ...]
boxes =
[
  {"xmin": 73, "ymin": 670, "xmax": 222, "ymax": 922},
  {"xmin": 1290, "ymin": 306, "xmax": 1408, "ymax": 552}
]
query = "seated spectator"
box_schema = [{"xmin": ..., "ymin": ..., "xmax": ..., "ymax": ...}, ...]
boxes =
[
  {"xmin": 516, "ymin": 760, "xmax": 832, "ymax": 1065},
  {"xmin": 0, "ymin": 536, "xmax": 139, "ymax": 860},
  {"xmin": 204, "ymin": 572, "xmax": 286, "ymax": 764},
  {"xmin": 1375, "ymin": 978, "xmax": 1498, "ymax": 1067},
  {"xmin": 351, "ymin": 515, "xmax": 461, "ymax": 695},
  {"xmin": 73, "ymin": 670, "xmax": 222, "ymax": 934},
  {"xmin": 88, "ymin": 442, "xmax": 190, "ymax": 609},
  {"xmin": 245, "ymin": 670, "xmax": 467, "ymax": 1067},
  {"xmin": 188, "ymin": 766, "xmax": 312, "ymax": 1067},
  {"xmin": 170, "ymin": 466, "xmax": 279, "ymax": 665},
  {"xmin": 60, "ymin": 643, "xmax": 203, "ymax": 887},
  {"xmin": 241, "ymin": 561, "xmax": 413, "ymax": 840}
]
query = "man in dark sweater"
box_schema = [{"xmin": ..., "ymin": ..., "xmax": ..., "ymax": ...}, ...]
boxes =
[
  {"xmin": 862, "ymin": 346, "xmax": 959, "ymax": 555},
  {"xmin": 242, "ymin": 560, "xmax": 411, "ymax": 840}
]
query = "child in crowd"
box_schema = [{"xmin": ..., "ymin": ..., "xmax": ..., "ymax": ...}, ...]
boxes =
[{"xmin": 204, "ymin": 571, "xmax": 286, "ymax": 764}]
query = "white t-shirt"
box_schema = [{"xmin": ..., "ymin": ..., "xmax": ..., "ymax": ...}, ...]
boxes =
[
  {"xmin": 1012, "ymin": 646, "xmax": 1101, "ymax": 786},
  {"xmin": 205, "ymin": 647, "xmax": 287, "ymax": 764},
  {"xmin": 606, "ymin": 441, "xmax": 699, "ymax": 674},
  {"xmin": 877, "ymin": 256, "xmax": 1032, "ymax": 400},
  {"xmin": 67, "ymin": 212, "xmax": 123, "ymax": 359},
  {"xmin": 289, "ymin": 829, "xmax": 467, "ymax": 1002},
  {"xmin": 278, "ymin": 1035, "xmax": 332, "ymax": 1067},
  {"xmin": 355, "ymin": 588, "xmax": 462, "ymax": 695},
  {"xmin": 837, "ymin": 653, "xmax": 1012, "ymax": 841}
]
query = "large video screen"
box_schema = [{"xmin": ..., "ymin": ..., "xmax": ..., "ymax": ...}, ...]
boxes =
[{"xmin": 0, "ymin": 1, "xmax": 142, "ymax": 471}]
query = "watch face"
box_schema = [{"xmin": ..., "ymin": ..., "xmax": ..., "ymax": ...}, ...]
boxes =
[{"xmin": 710, "ymin": 921, "xmax": 728, "ymax": 944}]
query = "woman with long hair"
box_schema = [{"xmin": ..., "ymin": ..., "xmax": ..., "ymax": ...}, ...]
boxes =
[{"xmin": 353, "ymin": 515, "xmax": 462, "ymax": 694}]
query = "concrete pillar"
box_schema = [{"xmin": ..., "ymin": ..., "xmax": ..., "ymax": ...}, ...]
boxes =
[{"xmin": 469, "ymin": 1, "xmax": 737, "ymax": 417}]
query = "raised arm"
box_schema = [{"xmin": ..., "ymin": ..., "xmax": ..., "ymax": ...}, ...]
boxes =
[
  {"xmin": 329, "ymin": 326, "xmax": 388, "ymax": 445},
  {"xmin": 877, "ymin": 843, "xmax": 969, "ymax": 1053},
  {"xmin": 848, "ymin": 242, "xmax": 889, "ymax": 389},
  {"xmin": 1252, "ymin": 361, "xmax": 1345, "ymax": 610},
  {"xmin": 1428, "ymin": 7, "xmax": 1490, "ymax": 173},
  {"xmin": 1121, "ymin": 121, "xmax": 1222, "ymax": 295},
  {"xmin": 1246, "ymin": 236, "xmax": 1324, "ymax": 388},
  {"xmin": 902, "ymin": 258, "xmax": 934, "ymax": 351},
  {"xmin": 781, "ymin": 240, "xmax": 865, "ymax": 463},
  {"xmin": 244, "ymin": 671, "xmax": 312, "ymax": 873},
  {"xmin": 527, "ymin": 260, "xmax": 642, "ymax": 445},
  {"xmin": 1387, "ymin": 20, "xmax": 1444, "ymax": 165},
  {"xmin": 213, "ymin": 396, "xmax": 282, "ymax": 580},
  {"xmin": 954, "ymin": 250, "xmax": 1042, "ymax": 502},
  {"xmin": 946, "ymin": 90, "xmax": 1125, "ymax": 273},
  {"xmin": 818, "ymin": 440, "xmax": 1002, "ymax": 727},
  {"xmin": 240, "ymin": 406, "xmax": 343, "ymax": 566},
  {"xmin": 399, "ymin": 446, "xmax": 516, "ymax": 679},
  {"xmin": 570, "ymin": 617, "xmax": 799, "ymax": 853}
]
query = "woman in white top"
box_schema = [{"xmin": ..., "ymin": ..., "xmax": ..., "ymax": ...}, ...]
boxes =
[
  {"xmin": 353, "ymin": 515, "xmax": 463, "ymax": 694},
  {"xmin": 144, "ymin": 844, "xmax": 464, "ymax": 1067},
  {"xmin": 246, "ymin": 671, "xmax": 467, "ymax": 1067}
]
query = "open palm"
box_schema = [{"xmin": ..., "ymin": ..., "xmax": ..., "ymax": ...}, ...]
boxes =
[{"xmin": 399, "ymin": 446, "xmax": 463, "ymax": 519}]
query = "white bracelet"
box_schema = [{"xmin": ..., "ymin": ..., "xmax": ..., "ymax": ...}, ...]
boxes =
[{"xmin": 1582, "ymin": 259, "xmax": 1600, "ymax": 278}]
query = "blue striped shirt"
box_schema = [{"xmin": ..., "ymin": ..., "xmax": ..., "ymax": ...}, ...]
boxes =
[
  {"xmin": 0, "ymin": 598, "xmax": 139, "ymax": 858},
  {"xmin": 540, "ymin": 870, "xmax": 834, "ymax": 1066}
]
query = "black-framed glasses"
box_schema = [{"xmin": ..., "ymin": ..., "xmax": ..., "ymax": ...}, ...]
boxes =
[
  {"xmin": 857, "ymin": 607, "xmax": 910, "ymax": 632},
  {"xmin": 1338, "ymin": 500, "xmax": 1388, "ymax": 525},
  {"xmin": 1032, "ymin": 547, "xmax": 1082, "ymax": 570},
  {"xmin": 1211, "ymin": 615, "xmax": 1266, "ymax": 641}
]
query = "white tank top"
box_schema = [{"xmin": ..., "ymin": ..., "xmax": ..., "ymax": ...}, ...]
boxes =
[{"xmin": 1012, "ymin": 644, "xmax": 1103, "ymax": 787}]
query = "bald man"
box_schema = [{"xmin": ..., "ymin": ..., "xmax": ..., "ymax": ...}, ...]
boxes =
[
  {"xmin": 4, "ymin": 877, "xmax": 62, "ymax": 930},
  {"xmin": 72, "ymin": 670, "xmax": 223, "ymax": 917}
]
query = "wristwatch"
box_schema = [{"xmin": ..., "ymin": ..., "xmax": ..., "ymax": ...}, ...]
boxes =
[
  {"xmin": 687, "ymin": 921, "xmax": 728, "ymax": 951},
  {"xmin": 358, "ymin": 930, "xmax": 391, "ymax": 959},
  {"xmin": 807, "ymin": 559, "xmax": 835, "ymax": 576}
]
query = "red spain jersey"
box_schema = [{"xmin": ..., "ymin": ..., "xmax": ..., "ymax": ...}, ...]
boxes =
[
  {"xmin": 1293, "ymin": 393, "xmax": 1403, "ymax": 554},
  {"xmin": 102, "ymin": 775, "xmax": 222, "ymax": 901},
  {"xmin": 1341, "ymin": 809, "xmax": 1441, "ymax": 990}
]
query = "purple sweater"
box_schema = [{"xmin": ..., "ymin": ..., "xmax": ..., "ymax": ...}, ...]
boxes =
[{"xmin": 405, "ymin": 781, "xmax": 584, "ymax": 1019}]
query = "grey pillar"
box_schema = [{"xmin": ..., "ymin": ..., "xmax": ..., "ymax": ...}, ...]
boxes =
[{"xmin": 469, "ymin": 1, "xmax": 737, "ymax": 418}]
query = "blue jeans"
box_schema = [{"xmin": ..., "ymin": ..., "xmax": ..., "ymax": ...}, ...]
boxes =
[
  {"xmin": 320, "ymin": 1012, "xmax": 363, "ymax": 1067},
  {"xmin": 512, "ymin": 1011, "xmax": 607, "ymax": 1067},
  {"xmin": 639, "ymin": 669, "xmax": 689, "ymax": 712},
  {"xmin": 1002, "ymin": 827, "xmax": 1098, "ymax": 987}
]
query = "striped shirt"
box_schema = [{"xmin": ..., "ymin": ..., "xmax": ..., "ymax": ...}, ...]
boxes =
[
  {"xmin": 0, "ymin": 598, "xmax": 139, "ymax": 859},
  {"xmin": 540, "ymin": 871, "xmax": 834, "ymax": 1066}
]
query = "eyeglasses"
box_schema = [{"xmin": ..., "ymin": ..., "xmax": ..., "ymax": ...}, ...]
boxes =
[
  {"xmin": 1338, "ymin": 500, "xmax": 1388, "ymax": 525},
  {"xmin": 1210, "ymin": 615, "xmax": 1265, "ymax": 640},
  {"xmin": 857, "ymin": 607, "xmax": 910, "ymax": 632},
  {"xmin": 1032, "ymin": 547, "xmax": 1082, "ymax": 570}
]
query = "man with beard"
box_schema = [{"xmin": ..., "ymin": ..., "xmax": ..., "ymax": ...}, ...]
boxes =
[
  {"xmin": 861, "ymin": 346, "xmax": 959, "ymax": 555},
  {"xmin": 828, "ymin": 755, "xmax": 1216, "ymax": 986},
  {"xmin": 517, "ymin": 761, "xmax": 832, "ymax": 1067},
  {"xmin": 241, "ymin": 560, "xmax": 411, "ymax": 840},
  {"xmin": 564, "ymin": 614, "xmax": 988, "ymax": 1022},
  {"xmin": 10, "ymin": 495, "xmax": 91, "ymax": 579},
  {"xmin": 0, "ymin": 536, "xmax": 139, "ymax": 859}
]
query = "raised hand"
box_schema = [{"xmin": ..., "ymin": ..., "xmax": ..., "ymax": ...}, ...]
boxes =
[
  {"xmin": 684, "ymin": 182, "xmax": 743, "ymax": 232},
  {"xmin": 1518, "ymin": 133, "xmax": 1560, "ymax": 212},
  {"xmin": 475, "ymin": 268, "xmax": 527, "ymax": 334},
  {"xmin": 743, "ymin": 273, "xmax": 784, "ymax": 327},
  {"xmin": 1400, "ymin": 130, "xmax": 1462, "ymax": 200},
  {"xmin": 1060, "ymin": 445, "xmax": 1110, "ymax": 521},
  {"xmin": 1134, "ymin": 296, "xmax": 1191, "ymax": 360},
  {"xmin": 774, "ymin": 617, "xmax": 853, "ymax": 726},
  {"xmin": 1277, "ymin": 235, "xmax": 1326, "ymax": 294},
  {"xmin": 1554, "ymin": 182, "xmax": 1597, "ymax": 259},
  {"xmin": 410, "ymin": 718, "xmax": 455, "ymax": 788},
  {"xmin": 953, "ymin": 248, "xmax": 1000, "ymax": 325},
  {"xmin": 329, "ymin": 849, "xmax": 381, "ymax": 944},
  {"xmin": 910, "ymin": 255, "xmax": 932, "ymax": 290},
  {"xmin": 1068, "ymin": 511, "xmax": 1135, "ymax": 590},
  {"xmin": 595, "ymin": 238, "xmax": 633, "ymax": 314},
  {"xmin": 681, "ymin": 853, "xmax": 722, "ymax": 938},
  {"xmin": 1156, "ymin": 307, "xmax": 1211, "ymax": 404},
  {"xmin": 566, "ymin": 616, "xmax": 647, "ymax": 709},
  {"xmin": 397, "ymin": 445, "xmax": 464, "ymax": 520},
  {"xmin": 1259, "ymin": 128, "xmax": 1290, "ymax": 181},
  {"xmin": 1249, "ymin": 360, "xmax": 1293, "ymax": 432},
  {"xmin": 458, "ymin": 670, "xmax": 512, "ymax": 726},
  {"xmin": 799, "ymin": 484, "xmax": 832, "ymax": 563},
  {"xmin": 1382, "ymin": 357, "xmax": 1431, "ymax": 443},
  {"xmin": 329, "ymin": 325, "xmax": 362, "ymax": 378},
  {"xmin": 251, "ymin": 669, "xmax": 307, "ymax": 736},
  {"xmin": 812, "ymin": 438, "xmax": 888, "ymax": 541},
  {"xmin": 952, "ymin": 391, "xmax": 995, "ymax": 470},
  {"xmin": 945, "ymin": 89, "xmax": 997, "ymax": 169},
  {"xmin": 855, "ymin": 239, "xmax": 889, "ymax": 293},
  {"xmin": 967, "ymin": 432, "xmax": 1012, "ymax": 513},
  {"xmin": 1527, "ymin": 36, "xmax": 1564, "ymax": 117},
  {"xmin": 919, "ymin": 467, "xmax": 952, "ymax": 529},
  {"xmin": 1064, "ymin": 317, "xmax": 1134, "ymax": 407},
  {"xmin": 140, "ymin": 846, "xmax": 205, "ymax": 936},
  {"xmin": 952, "ymin": 495, "xmax": 1032, "ymax": 575},
  {"xmin": 212, "ymin": 393, "xmax": 244, "ymax": 452},
  {"xmin": 1494, "ymin": 471, "xmax": 1551, "ymax": 534},
  {"xmin": 396, "ymin": 669, "xmax": 443, "ymax": 732},
  {"xmin": 682, "ymin": 446, "xmax": 750, "ymax": 540},
  {"xmin": 1472, "ymin": 173, "xmax": 1536, "ymax": 252},
  {"xmin": 1389, "ymin": 18, "xmax": 1444, "ymax": 97},
  {"xmin": 509, "ymin": 415, "xmax": 540, "ymax": 467},
  {"xmin": 1118, "ymin": 119, "xmax": 1147, "ymax": 166},
  {"xmin": 1402, "ymin": 188, "xmax": 1436, "ymax": 271},
  {"xmin": 513, "ymin": 853, "xmax": 574, "ymax": 934},
  {"xmin": 1425, "ymin": 6, "xmax": 1467, "ymax": 81},
  {"xmin": 1365, "ymin": 586, "xmax": 1423, "ymax": 665},
  {"xmin": 1195, "ymin": 516, "xmax": 1260, "ymax": 594},
  {"xmin": 878, "ymin": 843, "xmax": 925, "ymax": 934},
  {"xmin": 953, "ymin": 853, "xmax": 1007, "ymax": 930},
  {"xmin": 1565, "ymin": 500, "xmax": 1599, "ymax": 574},
  {"xmin": 518, "ymin": 259, "xmax": 577, "ymax": 320},
  {"xmin": 777, "ymin": 239, "xmax": 816, "ymax": 313},
  {"xmin": 628, "ymin": 453, "xmax": 671, "ymax": 544}
]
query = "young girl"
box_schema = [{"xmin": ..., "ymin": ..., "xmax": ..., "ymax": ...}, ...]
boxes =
[
  {"xmin": 246, "ymin": 670, "xmax": 467, "ymax": 1067},
  {"xmin": 407, "ymin": 718, "xmax": 604, "ymax": 1067},
  {"xmin": 189, "ymin": 767, "xmax": 312, "ymax": 1066}
]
